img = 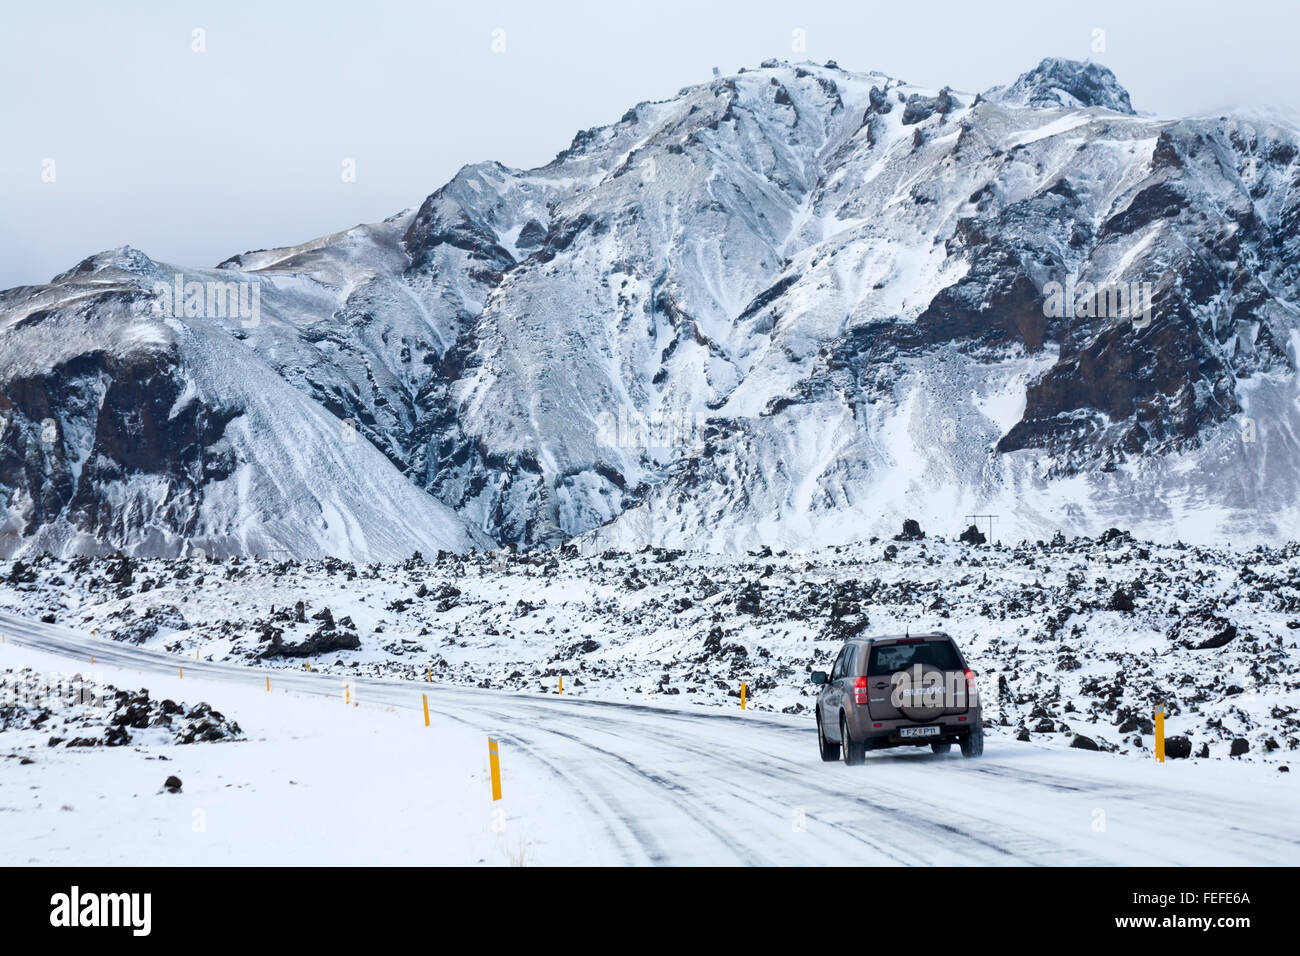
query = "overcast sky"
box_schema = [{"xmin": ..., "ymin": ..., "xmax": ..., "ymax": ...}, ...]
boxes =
[{"xmin": 2, "ymin": 0, "xmax": 1297, "ymax": 290}]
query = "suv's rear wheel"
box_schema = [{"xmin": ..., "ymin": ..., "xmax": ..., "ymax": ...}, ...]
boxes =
[
  {"xmin": 960, "ymin": 723, "xmax": 984, "ymax": 758},
  {"xmin": 817, "ymin": 712, "xmax": 840, "ymax": 762},
  {"xmin": 840, "ymin": 714, "xmax": 864, "ymax": 766},
  {"xmin": 930, "ymin": 741, "xmax": 952, "ymax": 754}
]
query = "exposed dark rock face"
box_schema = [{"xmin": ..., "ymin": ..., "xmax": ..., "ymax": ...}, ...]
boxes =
[
  {"xmin": 895, "ymin": 519, "xmax": 925, "ymax": 541},
  {"xmin": 996, "ymin": 299, "xmax": 1243, "ymax": 469},
  {"xmin": 991, "ymin": 117, "xmax": 1297, "ymax": 473},
  {"xmin": 0, "ymin": 247, "xmax": 485, "ymax": 559},
  {"xmin": 177, "ymin": 703, "xmax": 242, "ymax": 744},
  {"xmin": 115, "ymin": 604, "xmax": 188, "ymax": 644},
  {"xmin": 993, "ymin": 58, "xmax": 1135, "ymax": 114},
  {"xmin": 399, "ymin": 161, "xmax": 526, "ymax": 280},
  {"xmin": 261, "ymin": 609, "xmax": 361, "ymax": 659},
  {"xmin": 1108, "ymin": 588, "xmax": 1135, "ymax": 613},
  {"xmin": 1169, "ymin": 605, "xmax": 1238, "ymax": 650},
  {"xmin": 901, "ymin": 87, "xmax": 959, "ymax": 125},
  {"xmin": 0, "ymin": 341, "xmax": 239, "ymax": 556}
]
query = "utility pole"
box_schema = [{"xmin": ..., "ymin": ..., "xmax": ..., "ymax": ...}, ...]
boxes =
[{"xmin": 966, "ymin": 513, "xmax": 998, "ymax": 545}]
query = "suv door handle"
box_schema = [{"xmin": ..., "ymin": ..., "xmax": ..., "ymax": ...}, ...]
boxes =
[{"xmin": 873, "ymin": 682, "xmax": 887, "ymax": 688}]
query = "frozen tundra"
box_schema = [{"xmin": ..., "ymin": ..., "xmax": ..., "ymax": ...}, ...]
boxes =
[{"xmin": 812, "ymin": 632, "xmax": 983, "ymax": 765}]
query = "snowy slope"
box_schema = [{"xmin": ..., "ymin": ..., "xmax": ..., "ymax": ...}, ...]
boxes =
[{"xmin": 0, "ymin": 249, "xmax": 489, "ymax": 559}]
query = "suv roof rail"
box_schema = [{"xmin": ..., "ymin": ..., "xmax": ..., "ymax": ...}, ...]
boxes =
[{"xmin": 853, "ymin": 630, "xmax": 951, "ymax": 642}]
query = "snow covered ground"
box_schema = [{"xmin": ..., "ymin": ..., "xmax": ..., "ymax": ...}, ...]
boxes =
[
  {"xmin": 0, "ymin": 640, "xmax": 607, "ymax": 865},
  {"xmin": 3, "ymin": 527, "xmax": 1297, "ymax": 865},
  {"xmin": 3, "ymin": 529, "xmax": 1297, "ymax": 767},
  {"xmin": 1, "ymin": 616, "xmax": 1297, "ymax": 865}
]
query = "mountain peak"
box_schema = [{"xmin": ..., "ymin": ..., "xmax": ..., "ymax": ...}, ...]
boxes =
[
  {"xmin": 991, "ymin": 57, "xmax": 1135, "ymax": 114},
  {"xmin": 50, "ymin": 245, "xmax": 160, "ymax": 284}
]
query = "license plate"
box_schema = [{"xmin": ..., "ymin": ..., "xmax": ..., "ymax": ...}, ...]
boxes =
[{"xmin": 899, "ymin": 726, "xmax": 940, "ymax": 738}]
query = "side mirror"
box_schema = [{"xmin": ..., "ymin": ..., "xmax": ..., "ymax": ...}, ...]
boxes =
[{"xmin": 810, "ymin": 670, "xmax": 828, "ymax": 685}]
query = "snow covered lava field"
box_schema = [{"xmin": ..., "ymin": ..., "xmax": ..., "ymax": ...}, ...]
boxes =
[{"xmin": 4, "ymin": 526, "xmax": 1298, "ymax": 769}]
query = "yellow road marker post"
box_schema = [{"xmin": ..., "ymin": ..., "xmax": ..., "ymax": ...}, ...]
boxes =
[
  {"xmin": 422, "ymin": 694, "xmax": 430, "ymax": 727},
  {"xmin": 266, "ymin": 676, "xmax": 270, "ymax": 692},
  {"xmin": 1155, "ymin": 705, "xmax": 1165, "ymax": 763},
  {"xmin": 346, "ymin": 684, "xmax": 350, "ymax": 706},
  {"xmin": 741, "ymin": 682, "xmax": 746, "ymax": 710},
  {"xmin": 179, "ymin": 666, "xmax": 183, "ymax": 679},
  {"xmin": 426, "ymin": 668, "xmax": 431, "ymax": 682},
  {"xmin": 559, "ymin": 675, "xmax": 563, "ymax": 694},
  {"xmin": 488, "ymin": 738, "xmax": 502, "ymax": 801}
]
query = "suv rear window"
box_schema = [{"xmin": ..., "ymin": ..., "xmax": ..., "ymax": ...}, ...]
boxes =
[{"xmin": 868, "ymin": 640, "xmax": 961, "ymax": 675}]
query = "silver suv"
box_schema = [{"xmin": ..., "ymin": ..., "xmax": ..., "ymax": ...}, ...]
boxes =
[{"xmin": 811, "ymin": 632, "xmax": 983, "ymax": 765}]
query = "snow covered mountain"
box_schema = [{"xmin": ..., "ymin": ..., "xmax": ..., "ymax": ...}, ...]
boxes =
[
  {"xmin": 0, "ymin": 249, "xmax": 489, "ymax": 559},
  {"xmin": 4, "ymin": 56, "xmax": 1300, "ymax": 558}
]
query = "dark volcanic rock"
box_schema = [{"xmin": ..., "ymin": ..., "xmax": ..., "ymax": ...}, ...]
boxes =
[
  {"xmin": 0, "ymin": 342, "xmax": 240, "ymax": 557},
  {"xmin": 997, "ymin": 57, "xmax": 1135, "ymax": 114},
  {"xmin": 1108, "ymin": 588, "xmax": 1135, "ymax": 612},
  {"xmin": 261, "ymin": 626, "xmax": 361, "ymax": 659},
  {"xmin": 1169, "ymin": 606, "xmax": 1237, "ymax": 650},
  {"xmin": 895, "ymin": 519, "xmax": 925, "ymax": 541}
]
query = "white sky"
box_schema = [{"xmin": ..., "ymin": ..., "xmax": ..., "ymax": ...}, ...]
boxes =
[{"xmin": 3, "ymin": 0, "xmax": 1297, "ymax": 290}]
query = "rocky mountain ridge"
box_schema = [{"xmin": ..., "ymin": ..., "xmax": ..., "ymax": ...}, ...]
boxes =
[{"xmin": 3, "ymin": 56, "xmax": 1299, "ymax": 557}]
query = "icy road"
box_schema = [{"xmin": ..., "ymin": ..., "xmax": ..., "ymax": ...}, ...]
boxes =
[{"xmin": 2, "ymin": 611, "xmax": 1296, "ymax": 866}]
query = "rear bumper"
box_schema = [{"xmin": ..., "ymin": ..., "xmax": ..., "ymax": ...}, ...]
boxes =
[{"xmin": 849, "ymin": 710, "xmax": 980, "ymax": 745}]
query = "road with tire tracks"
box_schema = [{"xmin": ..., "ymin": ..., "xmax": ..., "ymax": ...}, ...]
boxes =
[{"xmin": 2, "ymin": 610, "xmax": 1296, "ymax": 865}]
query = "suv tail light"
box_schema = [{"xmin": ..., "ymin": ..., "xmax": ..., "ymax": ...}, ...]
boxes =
[
  {"xmin": 965, "ymin": 669, "xmax": 976, "ymax": 702},
  {"xmin": 853, "ymin": 676, "xmax": 869, "ymax": 705}
]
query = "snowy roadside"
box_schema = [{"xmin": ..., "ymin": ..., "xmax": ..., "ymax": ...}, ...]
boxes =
[{"xmin": 0, "ymin": 642, "xmax": 611, "ymax": 866}]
